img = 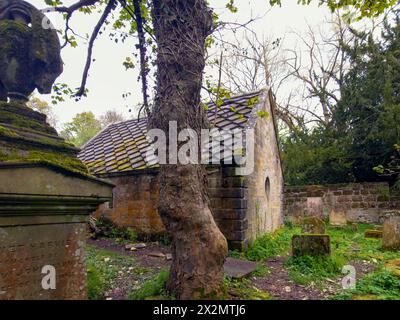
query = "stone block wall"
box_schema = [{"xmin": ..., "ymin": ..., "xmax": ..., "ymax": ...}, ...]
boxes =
[
  {"xmin": 93, "ymin": 171, "xmax": 165, "ymax": 236},
  {"xmin": 244, "ymin": 91, "xmax": 284, "ymax": 241},
  {"xmin": 284, "ymin": 182, "xmax": 400, "ymax": 224},
  {"xmin": 95, "ymin": 166, "xmax": 251, "ymax": 249},
  {"xmin": 208, "ymin": 166, "xmax": 249, "ymax": 250}
]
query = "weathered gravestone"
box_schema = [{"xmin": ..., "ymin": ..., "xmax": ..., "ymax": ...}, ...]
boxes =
[
  {"xmin": 294, "ymin": 217, "xmax": 331, "ymax": 257},
  {"xmin": 300, "ymin": 216, "xmax": 326, "ymax": 234},
  {"xmin": 364, "ymin": 229, "xmax": 383, "ymax": 239},
  {"xmin": 292, "ymin": 235, "xmax": 331, "ymax": 257},
  {"xmin": 329, "ymin": 210, "xmax": 347, "ymax": 227},
  {"xmin": 0, "ymin": 0, "xmax": 114, "ymax": 300},
  {"xmin": 382, "ymin": 216, "xmax": 400, "ymax": 251}
]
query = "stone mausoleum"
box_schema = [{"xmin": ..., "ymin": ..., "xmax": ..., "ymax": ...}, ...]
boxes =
[{"xmin": 79, "ymin": 89, "xmax": 284, "ymax": 250}]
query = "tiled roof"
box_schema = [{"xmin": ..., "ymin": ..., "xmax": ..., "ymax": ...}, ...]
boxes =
[{"xmin": 79, "ymin": 91, "xmax": 266, "ymax": 175}]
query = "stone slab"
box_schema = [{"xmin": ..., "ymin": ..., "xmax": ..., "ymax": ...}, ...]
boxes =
[
  {"xmin": 292, "ymin": 234, "xmax": 331, "ymax": 257},
  {"xmin": 364, "ymin": 229, "xmax": 383, "ymax": 239},
  {"xmin": 382, "ymin": 216, "xmax": 400, "ymax": 251},
  {"xmin": 306, "ymin": 197, "xmax": 324, "ymax": 217},
  {"xmin": 223, "ymin": 257, "xmax": 257, "ymax": 279},
  {"xmin": 329, "ymin": 210, "xmax": 347, "ymax": 226}
]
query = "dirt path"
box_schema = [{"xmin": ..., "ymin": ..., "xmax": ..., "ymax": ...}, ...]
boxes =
[
  {"xmin": 252, "ymin": 256, "xmax": 375, "ymax": 300},
  {"xmin": 88, "ymin": 238, "xmax": 171, "ymax": 270},
  {"xmin": 87, "ymin": 238, "xmax": 376, "ymax": 300},
  {"xmin": 252, "ymin": 257, "xmax": 327, "ymax": 300},
  {"xmin": 87, "ymin": 238, "xmax": 171, "ymax": 300}
]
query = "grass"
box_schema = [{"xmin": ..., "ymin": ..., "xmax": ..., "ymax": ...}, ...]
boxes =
[
  {"xmin": 245, "ymin": 226, "xmax": 299, "ymax": 261},
  {"xmin": 85, "ymin": 222, "xmax": 399, "ymax": 300},
  {"xmin": 129, "ymin": 269, "xmax": 170, "ymax": 300},
  {"xmin": 285, "ymin": 254, "xmax": 346, "ymax": 286},
  {"xmin": 86, "ymin": 245, "xmax": 150, "ymax": 300},
  {"xmin": 242, "ymin": 222, "xmax": 400, "ymax": 299},
  {"xmin": 251, "ymin": 263, "xmax": 269, "ymax": 277},
  {"xmin": 332, "ymin": 269, "xmax": 400, "ymax": 300}
]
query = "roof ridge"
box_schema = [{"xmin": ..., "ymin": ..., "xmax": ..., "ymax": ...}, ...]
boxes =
[{"xmin": 105, "ymin": 89, "xmax": 268, "ymax": 128}]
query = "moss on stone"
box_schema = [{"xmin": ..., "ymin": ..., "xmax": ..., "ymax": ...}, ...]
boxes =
[
  {"xmin": 0, "ymin": 144, "xmax": 89, "ymax": 176},
  {"xmin": 0, "ymin": 106, "xmax": 53, "ymax": 134},
  {"xmin": 0, "ymin": 125, "xmax": 20, "ymax": 138},
  {"xmin": 300, "ymin": 216, "xmax": 326, "ymax": 234},
  {"xmin": 364, "ymin": 229, "xmax": 383, "ymax": 239},
  {"xmin": 0, "ymin": 102, "xmax": 89, "ymax": 177}
]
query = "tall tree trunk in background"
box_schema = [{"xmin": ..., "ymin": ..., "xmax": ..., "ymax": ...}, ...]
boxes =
[{"xmin": 150, "ymin": 0, "xmax": 228, "ymax": 299}]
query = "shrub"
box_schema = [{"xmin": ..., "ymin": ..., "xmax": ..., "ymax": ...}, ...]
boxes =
[{"xmin": 96, "ymin": 216, "xmax": 137, "ymax": 242}]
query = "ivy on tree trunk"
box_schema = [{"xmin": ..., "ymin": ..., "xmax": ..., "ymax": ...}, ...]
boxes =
[{"xmin": 150, "ymin": 0, "xmax": 228, "ymax": 299}]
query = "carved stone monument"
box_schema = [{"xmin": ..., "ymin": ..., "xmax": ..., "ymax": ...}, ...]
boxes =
[{"xmin": 0, "ymin": 1, "xmax": 114, "ymax": 300}]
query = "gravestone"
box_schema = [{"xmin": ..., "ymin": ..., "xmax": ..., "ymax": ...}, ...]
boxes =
[
  {"xmin": 364, "ymin": 229, "xmax": 383, "ymax": 239},
  {"xmin": 329, "ymin": 210, "xmax": 347, "ymax": 226},
  {"xmin": 382, "ymin": 216, "xmax": 400, "ymax": 251},
  {"xmin": 300, "ymin": 216, "xmax": 325, "ymax": 234},
  {"xmin": 0, "ymin": 1, "xmax": 114, "ymax": 300},
  {"xmin": 292, "ymin": 235, "xmax": 331, "ymax": 257},
  {"xmin": 306, "ymin": 197, "xmax": 324, "ymax": 218}
]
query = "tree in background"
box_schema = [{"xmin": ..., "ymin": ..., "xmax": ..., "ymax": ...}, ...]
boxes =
[
  {"xmin": 333, "ymin": 9, "xmax": 400, "ymax": 183},
  {"xmin": 27, "ymin": 95, "xmax": 58, "ymax": 128},
  {"xmin": 99, "ymin": 109, "xmax": 125, "ymax": 128},
  {"xmin": 281, "ymin": 126, "xmax": 354, "ymax": 185},
  {"xmin": 60, "ymin": 112, "xmax": 102, "ymax": 147}
]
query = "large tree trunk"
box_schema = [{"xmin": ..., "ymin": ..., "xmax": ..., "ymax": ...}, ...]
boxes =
[{"xmin": 150, "ymin": 0, "xmax": 228, "ymax": 299}]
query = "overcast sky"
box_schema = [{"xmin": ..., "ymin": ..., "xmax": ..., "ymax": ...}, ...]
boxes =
[{"xmin": 28, "ymin": 0, "xmax": 332, "ymax": 128}]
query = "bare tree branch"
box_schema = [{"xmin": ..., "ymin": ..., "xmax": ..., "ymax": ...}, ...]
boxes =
[{"xmin": 75, "ymin": 0, "xmax": 117, "ymax": 97}]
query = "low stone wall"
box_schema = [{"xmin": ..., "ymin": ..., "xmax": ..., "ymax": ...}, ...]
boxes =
[
  {"xmin": 94, "ymin": 166, "xmax": 250, "ymax": 249},
  {"xmin": 93, "ymin": 171, "xmax": 164, "ymax": 236},
  {"xmin": 284, "ymin": 182, "xmax": 400, "ymax": 224}
]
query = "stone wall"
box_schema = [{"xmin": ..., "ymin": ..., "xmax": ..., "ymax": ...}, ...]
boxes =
[
  {"xmin": 95, "ymin": 166, "xmax": 250, "ymax": 249},
  {"xmin": 284, "ymin": 182, "xmax": 400, "ymax": 224},
  {"xmin": 94, "ymin": 165, "xmax": 283, "ymax": 250},
  {"xmin": 209, "ymin": 166, "xmax": 248, "ymax": 250},
  {"xmin": 93, "ymin": 171, "xmax": 164, "ymax": 236},
  {"xmin": 244, "ymin": 91, "xmax": 284, "ymax": 242}
]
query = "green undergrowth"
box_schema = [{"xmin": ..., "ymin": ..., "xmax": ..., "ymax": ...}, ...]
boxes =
[
  {"xmin": 240, "ymin": 222, "xmax": 400, "ymax": 294},
  {"xmin": 95, "ymin": 216, "xmax": 138, "ymax": 244},
  {"xmin": 251, "ymin": 263, "xmax": 269, "ymax": 277},
  {"xmin": 244, "ymin": 226, "xmax": 300, "ymax": 261},
  {"xmin": 86, "ymin": 245, "xmax": 149, "ymax": 300},
  {"xmin": 331, "ymin": 269, "xmax": 400, "ymax": 300},
  {"xmin": 129, "ymin": 269, "xmax": 171, "ymax": 300},
  {"xmin": 223, "ymin": 277, "xmax": 272, "ymax": 300},
  {"xmin": 285, "ymin": 254, "xmax": 346, "ymax": 286}
]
